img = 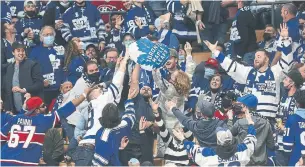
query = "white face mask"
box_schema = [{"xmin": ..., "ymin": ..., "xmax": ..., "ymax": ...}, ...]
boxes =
[
  {"xmin": 62, "ymin": 91, "xmax": 70, "ymax": 99},
  {"xmin": 60, "ymin": 1, "xmax": 70, "ymax": 8}
]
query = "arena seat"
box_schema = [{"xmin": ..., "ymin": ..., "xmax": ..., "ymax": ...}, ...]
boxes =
[
  {"xmin": 193, "ymin": 52, "xmax": 211, "ymax": 64},
  {"xmin": 256, "ymin": 30, "xmax": 265, "ymax": 42}
]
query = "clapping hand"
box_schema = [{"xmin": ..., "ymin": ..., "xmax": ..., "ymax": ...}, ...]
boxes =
[
  {"xmin": 203, "ymin": 40, "xmax": 218, "ymax": 53},
  {"xmin": 280, "ymin": 23, "xmax": 289, "ymax": 38}
]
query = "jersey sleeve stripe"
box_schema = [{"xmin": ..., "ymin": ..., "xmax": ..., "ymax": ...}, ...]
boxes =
[
  {"xmin": 94, "ymin": 153, "xmax": 109, "ymax": 165},
  {"xmin": 283, "ymin": 142, "xmax": 294, "ymax": 146},
  {"xmin": 53, "ymin": 111, "xmax": 61, "ymax": 128},
  {"xmin": 0, "ymin": 131, "xmax": 8, "ymax": 139},
  {"xmin": 110, "ymin": 83, "xmax": 119, "ymax": 95}
]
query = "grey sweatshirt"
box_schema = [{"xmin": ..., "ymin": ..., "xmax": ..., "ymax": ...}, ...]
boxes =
[
  {"xmin": 172, "ymin": 107, "xmax": 227, "ymax": 148},
  {"xmin": 230, "ymin": 114, "xmax": 275, "ymax": 165}
]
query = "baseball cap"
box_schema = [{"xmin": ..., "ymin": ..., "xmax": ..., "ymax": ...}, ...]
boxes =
[
  {"xmin": 129, "ymin": 158, "xmax": 140, "ymax": 165},
  {"xmin": 24, "ymin": 0, "xmax": 36, "ymax": 6},
  {"xmin": 12, "ymin": 41, "xmax": 26, "ymax": 51},
  {"xmin": 26, "ymin": 97, "xmax": 43, "ymax": 111},
  {"xmin": 237, "ymin": 94, "xmax": 258, "ymax": 108},
  {"xmin": 205, "ymin": 58, "xmax": 219, "ymax": 69},
  {"xmin": 284, "ymin": 70, "xmax": 304, "ymax": 88},
  {"xmin": 216, "ymin": 127, "xmax": 233, "ymax": 146},
  {"xmin": 170, "ymin": 49, "xmax": 178, "ymax": 59},
  {"xmin": 196, "ymin": 100, "xmax": 215, "ymax": 118},
  {"xmin": 86, "ymin": 44, "xmax": 97, "ymax": 51}
]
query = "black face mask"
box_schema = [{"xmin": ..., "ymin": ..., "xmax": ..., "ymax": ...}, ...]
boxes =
[
  {"xmin": 263, "ymin": 33, "xmax": 273, "ymax": 41},
  {"xmin": 107, "ymin": 62, "xmax": 116, "ymax": 69},
  {"xmin": 26, "ymin": 11, "xmax": 36, "ymax": 17},
  {"xmin": 88, "ymin": 72, "xmax": 101, "ymax": 84},
  {"xmin": 222, "ymin": 98, "xmax": 232, "ymax": 109}
]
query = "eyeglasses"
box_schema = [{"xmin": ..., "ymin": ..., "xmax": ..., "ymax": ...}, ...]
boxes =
[{"xmin": 39, "ymin": 104, "xmax": 46, "ymax": 109}]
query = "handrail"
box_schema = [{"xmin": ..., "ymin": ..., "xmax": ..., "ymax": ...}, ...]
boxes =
[{"xmin": 102, "ymin": 1, "xmax": 291, "ymax": 25}]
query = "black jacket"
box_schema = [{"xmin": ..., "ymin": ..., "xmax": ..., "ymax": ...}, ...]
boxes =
[
  {"xmin": 3, "ymin": 59, "xmax": 44, "ymax": 112},
  {"xmin": 234, "ymin": 8, "xmax": 258, "ymax": 57}
]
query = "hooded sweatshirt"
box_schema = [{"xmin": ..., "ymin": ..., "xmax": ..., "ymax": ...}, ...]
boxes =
[
  {"xmin": 230, "ymin": 112, "xmax": 275, "ymax": 165},
  {"xmin": 172, "ymin": 107, "xmax": 227, "ymax": 147}
]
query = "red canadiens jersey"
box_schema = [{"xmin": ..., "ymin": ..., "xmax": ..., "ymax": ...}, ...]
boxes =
[
  {"xmin": 0, "ymin": 102, "xmax": 75, "ymax": 166},
  {"xmin": 91, "ymin": 0, "xmax": 126, "ymax": 23}
]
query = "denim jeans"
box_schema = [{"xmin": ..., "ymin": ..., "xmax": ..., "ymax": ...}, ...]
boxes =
[
  {"xmin": 59, "ymin": 116, "xmax": 75, "ymax": 141},
  {"xmin": 275, "ymin": 150, "xmax": 289, "ymax": 166},
  {"xmin": 70, "ymin": 145, "xmax": 94, "ymax": 166},
  {"xmin": 201, "ymin": 22, "xmax": 228, "ymax": 50}
]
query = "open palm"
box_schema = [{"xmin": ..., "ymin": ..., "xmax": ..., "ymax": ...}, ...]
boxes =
[{"xmin": 280, "ymin": 23, "xmax": 289, "ymax": 38}]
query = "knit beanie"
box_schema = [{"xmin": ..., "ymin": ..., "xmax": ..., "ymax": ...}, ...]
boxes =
[{"xmin": 237, "ymin": 94, "xmax": 258, "ymax": 108}]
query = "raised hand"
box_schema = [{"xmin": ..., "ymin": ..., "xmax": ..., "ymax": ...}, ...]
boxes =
[
  {"xmin": 184, "ymin": 42, "xmax": 192, "ymax": 55},
  {"xmin": 135, "ymin": 16, "xmax": 143, "ymax": 29},
  {"xmin": 139, "ymin": 116, "xmax": 151, "ymax": 131},
  {"xmin": 149, "ymin": 99, "xmax": 159, "ymax": 112},
  {"xmin": 245, "ymin": 110, "xmax": 254, "ymax": 125},
  {"xmin": 119, "ymin": 136, "xmax": 129, "ymax": 150},
  {"xmin": 203, "ymin": 40, "xmax": 218, "ymax": 53},
  {"xmin": 173, "ymin": 129, "xmax": 185, "ymax": 141},
  {"xmin": 280, "ymin": 23, "xmax": 289, "ymax": 38},
  {"xmin": 128, "ymin": 87, "xmax": 138, "ymax": 99},
  {"xmin": 115, "ymin": 15, "xmax": 124, "ymax": 27}
]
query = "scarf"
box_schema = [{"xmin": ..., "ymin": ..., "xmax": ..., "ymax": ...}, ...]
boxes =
[
  {"xmin": 215, "ymin": 138, "xmax": 238, "ymax": 160},
  {"xmin": 81, "ymin": 72, "xmax": 96, "ymax": 87}
]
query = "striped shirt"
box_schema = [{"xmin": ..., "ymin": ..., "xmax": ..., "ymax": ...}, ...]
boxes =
[{"xmin": 155, "ymin": 112, "xmax": 193, "ymax": 166}]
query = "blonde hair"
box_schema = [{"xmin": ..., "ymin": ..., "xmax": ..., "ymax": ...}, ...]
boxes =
[{"xmin": 173, "ymin": 71, "xmax": 191, "ymax": 97}]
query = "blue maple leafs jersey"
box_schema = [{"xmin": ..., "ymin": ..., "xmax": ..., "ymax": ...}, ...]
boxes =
[{"xmin": 283, "ymin": 113, "xmax": 305, "ymax": 166}]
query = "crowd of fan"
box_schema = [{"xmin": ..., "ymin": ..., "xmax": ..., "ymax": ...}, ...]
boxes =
[{"xmin": 1, "ymin": 0, "xmax": 305, "ymax": 166}]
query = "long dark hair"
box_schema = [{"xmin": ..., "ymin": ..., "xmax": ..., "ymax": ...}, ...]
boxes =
[
  {"xmin": 99, "ymin": 103, "xmax": 121, "ymax": 128},
  {"xmin": 64, "ymin": 40, "xmax": 81, "ymax": 71}
]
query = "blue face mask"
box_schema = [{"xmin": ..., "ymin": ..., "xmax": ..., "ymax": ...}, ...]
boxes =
[
  {"xmin": 204, "ymin": 68, "xmax": 215, "ymax": 79},
  {"xmin": 179, "ymin": 55, "xmax": 185, "ymax": 61},
  {"xmin": 43, "ymin": 35, "xmax": 55, "ymax": 46}
]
